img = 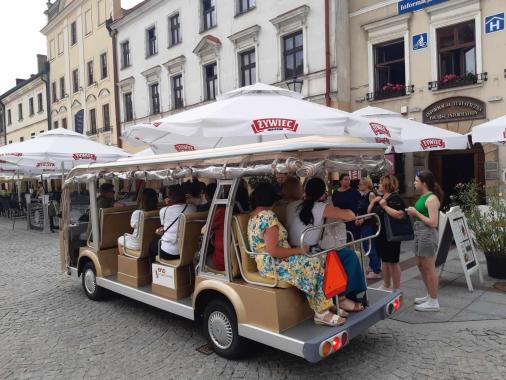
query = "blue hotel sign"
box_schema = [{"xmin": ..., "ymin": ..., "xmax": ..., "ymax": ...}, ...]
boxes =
[{"xmin": 398, "ymin": 0, "xmax": 450, "ymax": 15}]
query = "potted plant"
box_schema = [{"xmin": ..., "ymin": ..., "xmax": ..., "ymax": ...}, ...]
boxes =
[
  {"xmin": 451, "ymin": 183, "xmax": 506, "ymax": 279},
  {"xmin": 438, "ymin": 72, "xmax": 478, "ymax": 89},
  {"xmin": 377, "ymin": 83, "xmax": 406, "ymax": 100}
]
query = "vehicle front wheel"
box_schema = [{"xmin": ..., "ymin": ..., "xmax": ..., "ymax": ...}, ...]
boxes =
[
  {"xmin": 203, "ymin": 298, "xmax": 246, "ymax": 359},
  {"xmin": 82, "ymin": 261, "xmax": 104, "ymax": 300}
]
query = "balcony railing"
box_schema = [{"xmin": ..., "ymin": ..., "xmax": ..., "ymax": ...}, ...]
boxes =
[
  {"xmin": 428, "ymin": 72, "xmax": 487, "ymax": 91},
  {"xmin": 367, "ymin": 84, "xmax": 414, "ymax": 102}
]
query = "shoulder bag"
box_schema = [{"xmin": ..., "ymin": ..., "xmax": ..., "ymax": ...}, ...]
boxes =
[{"xmin": 383, "ymin": 194, "xmax": 414, "ymax": 242}]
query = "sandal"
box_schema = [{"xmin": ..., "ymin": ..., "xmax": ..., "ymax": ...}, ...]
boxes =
[
  {"xmin": 339, "ymin": 297, "xmax": 365, "ymax": 313},
  {"xmin": 329, "ymin": 305, "xmax": 349, "ymax": 317},
  {"xmin": 314, "ymin": 310, "xmax": 346, "ymax": 327}
]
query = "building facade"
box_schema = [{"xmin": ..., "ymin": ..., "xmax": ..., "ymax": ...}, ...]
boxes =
[
  {"xmin": 41, "ymin": 0, "xmax": 122, "ymax": 146},
  {"xmin": 349, "ymin": 0, "xmax": 506, "ymax": 200},
  {"xmin": 0, "ymin": 55, "xmax": 50, "ymax": 145},
  {"xmin": 111, "ymin": 0, "xmax": 348, "ymax": 152}
]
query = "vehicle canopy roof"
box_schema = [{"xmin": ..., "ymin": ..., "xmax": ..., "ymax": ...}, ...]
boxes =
[{"xmin": 63, "ymin": 136, "xmax": 389, "ymax": 186}]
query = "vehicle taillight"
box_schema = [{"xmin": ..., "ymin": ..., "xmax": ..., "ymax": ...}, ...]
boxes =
[
  {"xmin": 319, "ymin": 330, "xmax": 349, "ymax": 357},
  {"xmin": 385, "ymin": 294, "xmax": 403, "ymax": 316}
]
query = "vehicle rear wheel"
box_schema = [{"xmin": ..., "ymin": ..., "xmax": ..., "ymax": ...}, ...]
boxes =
[
  {"xmin": 82, "ymin": 262, "xmax": 104, "ymax": 300},
  {"xmin": 203, "ymin": 298, "xmax": 246, "ymax": 359}
]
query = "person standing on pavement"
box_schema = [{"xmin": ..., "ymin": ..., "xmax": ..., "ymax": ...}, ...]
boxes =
[
  {"xmin": 356, "ymin": 177, "xmax": 381, "ymax": 279},
  {"xmin": 406, "ymin": 170, "xmax": 443, "ymax": 312},
  {"xmin": 368, "ymin": 175, "xmax": 407, "ymax": 291},
  {"xmin": 332, "ymin": 173, "xmax": 362, "ymax": 241}
]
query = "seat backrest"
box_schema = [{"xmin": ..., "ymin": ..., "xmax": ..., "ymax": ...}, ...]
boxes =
[
  {"xmin": 99, "ymin": 205, "xmax": 138, "ymax": 250},
  {"xmin": 136, "ymin": 210, "xmax": 161, "ymax": 258},
  {"xmin": 232, "ymin": 214, "xmax": 259, "ymax": 275},
  {"xmin": 177, "ymin": 211, "xmax": 208, "ymax": 267},
  {"xmin": 272, "ymin": 203, "xmax": 288, "ymax": 227}
]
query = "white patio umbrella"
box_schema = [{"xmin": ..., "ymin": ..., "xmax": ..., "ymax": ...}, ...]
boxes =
[
  {"xmin": 0, "ymin": 129, "xmax": 130, "ymax": 171},
  {"xmin": 122, "ymin": 83, "xmax": 401, "ymax": 153},
  {"xmin": 352, "ymin": 106, "xmax": 469, "ymax": 153},
  {"xmin": 471, "ymin": 116, "xmax": 506, "ymax": 145}
]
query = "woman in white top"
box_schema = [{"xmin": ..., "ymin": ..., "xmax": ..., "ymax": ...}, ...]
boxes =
[
  {"xmin": 149, "ymin": 184, "xmax": 196, "ymax": 263},
  {"xmin": 118, "ymin": 188, "xmax": 158, "ymax": 253},
  {"xmin": 286, "ymin": 177, "xmax": 367, "ymax": 313}
]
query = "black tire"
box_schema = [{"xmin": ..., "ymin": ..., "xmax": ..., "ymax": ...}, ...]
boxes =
[
  {"xmin": 81, "ymin": 261, "xmax": 104, "ymax": 300},
  {"xmin": 203, "ymin": 298, "xmax": 246, "ymax": 359}
]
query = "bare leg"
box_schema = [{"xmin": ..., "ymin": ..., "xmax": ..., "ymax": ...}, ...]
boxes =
[
  {"xmin": 420, "ymin": 257, "xmax": 439, "ymax": 299},
  {"xmin": 382, "ymin": 262, "xmax": 392, "ymax": 289},
  {"xmin": 391, "ymin": 263, "xmax": 401, "ymax": 289}
]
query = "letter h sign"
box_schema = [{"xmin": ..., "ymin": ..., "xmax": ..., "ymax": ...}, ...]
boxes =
[{"xmin": 485, "ymin": 13, "xmax": 505, "ymax": 34}]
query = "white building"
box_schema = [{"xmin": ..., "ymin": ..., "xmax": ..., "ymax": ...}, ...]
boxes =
[
  {"xmin": 111, "ymin": 0, "xmax": 348, "ymax": 152},
  {"xmin": 0, "ymin": 55, "xmax": 50, "ymax": 145}
]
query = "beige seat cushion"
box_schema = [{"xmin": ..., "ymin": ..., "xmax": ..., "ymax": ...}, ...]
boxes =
[
  {"xmin": 123, "ymin": 209, "xmax": 161, "ymax": 259},
  {"xmin": 99, "ymin": 206, "xmax": 138, "ymax": 250},
  {"xmin": 232, "ymin": 214, "xmax": 292, "ymax": 289}
]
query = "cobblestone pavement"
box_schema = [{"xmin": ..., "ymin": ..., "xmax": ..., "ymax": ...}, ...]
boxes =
[{"xmin": 1, "ymin": 220, "xmax": 506, "ymax": 380}]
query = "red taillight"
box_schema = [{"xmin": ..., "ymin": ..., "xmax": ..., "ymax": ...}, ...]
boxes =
[
  {"xmin": 393, "ymin": 299, "xmax": 400, "ymax": 311},
  {"xmin": 332, "ymin": 336, "xmax": 341, "ymax": 351}
]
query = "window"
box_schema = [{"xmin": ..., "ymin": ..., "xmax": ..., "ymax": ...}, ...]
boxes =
[
  {"xmin": 52, "ymin": 82, "xmax": 57, "ymax": 102},
  {"xmin": 89, "ymin": 108, "xmax": 97, "ymax": 134},
  {"xmin": 87, "ymin": 61, "xmax": 94, "ymax": 86},
  {"xmin": 20, "ymin": 137, "xmax": 24, "ymax": 142},
  {"xmin": 172, "ymin": 74, "xmax": 183, "ymax": 109},
  {"xmin": 204, "ymin": 62, "xmax": 217, "ymax": 100},
  {"xmin": 238, "ymin": 0, "xmax": 255, "ymax": 14},
  {"xmin": 37, "ymin": 93, "xmax": 43, "ymax": 112},
  {"xmin": 146, "ymin": 27, "xmax": 157, "ymax": 57},
  {"xmin": 124, "ymin": 92, "xmax": 133, "ymax": 121},
  {"xmin": 29, "ymin": 98, "xmax": 34, "ymax": 116},
  {"xmin": 283, "ymin": 31, "xmax": 303, "ymax": 79},
  {"xmin": 98, "ymin": 0, "xmax": 106, "ymax": 25},
  {"xmin": 62, "ymin": 117, "xmax": 67, "ymax": 129},
  {"xmin": 121, "ymin": 41, "xmax": 130, "ymax": 68},
  {"xmin": 7, "ymin": 109, "xmax": 11, "ymax": 125},
  {"xmin": 8, "ymin": 141, "xmax": 12, "ymax": 144},
  {"xmin": 100, "ymin": 53, "xmax": 108, "ymax": 79},
  {"xmin": 437, "ymin": 20, "xmax": 476, "ymax": 79},
  {"xmin": 72, "ymin": 69, "xmax": 79, "ymax": 93},
  {"xmin": 58, "ymin": 32, "xmax": 64, "ymax": 55},
  {"xmin": 70, "ymin": 22, "xmax": 77, "ymax": 45},
  {"xmin": 373, "ymin": 39, "xmax": 406, "ymax": 97},
  {"xmin": 18, "ymin": 103, "xmax": 23, "ymax": 121},
  {"xmin": 202, "ymin": 0, "xmax": 216, "ymax": 31},
  {"xmin": 53, "ymin": 120, "xmax": 58, "ymax": 129},
  {"xmin": 59, "ymin": 76, "xmax": 65, "ymax": 99},
  {"xmin": 169, "ymin": 13, "xmax": 182, "ymax": 46},
  {"xmin": 50, "ymin": 39, "xmax": 55, "ymax": 60},
  {"xmin": 85, "ymin": 9, "xmax": 92, "ymax": 35},
  {"xmin": 102, "ymin": 104, "xmax": 110, "ymax": 131},
  {"xmin": 240, "ymin": 49, "xmax": 256, "ymax": 86},
  {"xmin": 150, "ymin": 83, "xmax": 160, "ymax": 114}
]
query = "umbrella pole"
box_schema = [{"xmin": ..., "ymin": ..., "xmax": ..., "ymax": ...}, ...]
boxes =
[{"xmin": 16, "ymin": 171, "xmax": 21, "ymax": 204}]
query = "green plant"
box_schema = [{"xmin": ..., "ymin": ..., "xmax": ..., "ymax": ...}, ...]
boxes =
[{"xmin": 451, "ymin": 182, "xmax": 506, "ymax": 255}]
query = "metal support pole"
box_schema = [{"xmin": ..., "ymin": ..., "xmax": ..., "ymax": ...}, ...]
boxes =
[
  {"xmin": 42, "ymin": 194, "xmax": 50, "ymax": 233},
  {"xmin": 25, "ymin": 194, "xmax": 31, "ymax": 230},
  {"xmin": 88, "ymin": 179, "xmax": 100, "ymax": 252}
]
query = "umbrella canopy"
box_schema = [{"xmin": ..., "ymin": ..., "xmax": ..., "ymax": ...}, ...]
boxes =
[
  {"xmin": 471, "ymin": 116, "xmax": 506, "ymax": 145},
  {"xmin": 0, "ymin": 128, "xmax": 129, "ymax": 170},
  {"xmin": 352, "ymin": 106, "xmax": 469, "ymax": 153},
  {"xmin": 122, "ymin": 83, "xmax": 401, "ymax": 153}
]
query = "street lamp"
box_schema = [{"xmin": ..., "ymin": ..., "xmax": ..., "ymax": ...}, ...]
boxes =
[{"xmin": 286, "ymin": 77, "xmax": 303, "ymax": 93}]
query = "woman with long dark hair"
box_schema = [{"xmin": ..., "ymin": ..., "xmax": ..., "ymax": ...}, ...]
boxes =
[
  {"xmin": 406, "ymin": 170, "xmax": 443, "ymax": 312},
  {"xmin": 286, "ymin": 177, "xmax": 368, "ymax": 312}
]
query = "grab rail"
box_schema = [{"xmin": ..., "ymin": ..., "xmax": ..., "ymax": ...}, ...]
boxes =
[{"xmin": 299, "ymin": 213, "xmax": 381, "ymax": 258}]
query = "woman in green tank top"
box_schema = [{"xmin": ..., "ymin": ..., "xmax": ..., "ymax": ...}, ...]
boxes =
[{"xmin": 405, "ymin": 170, "xmax": 443, "ymax": 312}]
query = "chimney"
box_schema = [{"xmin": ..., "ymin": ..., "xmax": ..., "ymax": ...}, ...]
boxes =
[
  {"xmin": 16, "ymin": 79, "xmax": 25, "ymax": 85},
  {"xmin": 36, "ymin": 54, "xmax": 48, "ymax": 73}
]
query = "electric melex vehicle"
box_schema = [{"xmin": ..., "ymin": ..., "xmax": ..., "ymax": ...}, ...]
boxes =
[{"xmin": 60, "ymin": 136, "xmax": 403, "ymax": 362}]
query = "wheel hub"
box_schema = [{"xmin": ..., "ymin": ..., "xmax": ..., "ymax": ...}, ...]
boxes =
[
  {"xmin": 84, "ymin": 268, "xmax": 96, "ymax": 294},
  {"xmin": 208, "ymin": 311, "xmax": 233, "ymax": 350}
]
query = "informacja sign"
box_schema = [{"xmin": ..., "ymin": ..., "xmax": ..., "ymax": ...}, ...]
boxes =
[{"xmin": 398, "ymin": 0, "xmax": 449, "ymax": 15}]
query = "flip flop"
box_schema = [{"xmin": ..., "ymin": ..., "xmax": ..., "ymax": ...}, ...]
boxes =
[{"xmin": 339, "ymin": 299, "xmax": 365, "ymax": 313}]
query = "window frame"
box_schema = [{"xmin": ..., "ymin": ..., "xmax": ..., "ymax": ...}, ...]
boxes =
[
  {"xmin": 238, "ymin": 0, "xmax": 255, "ymax": 15},
  {"xmin": 204, "ymin": 62, "xmax": 218, "ymax": 101},
  {"xmin": 124, "ymin": 92, "xmax": 133, "ymax": 122},
  {"xmin": 37, "ymin": 93, "xmax": 43, "ymax": 112},
  {"xmin": 70, "ymin": 21, "xmax": 77, "ymax": 46},
  {"xmin": 169, "ymin": 13, "xmax": 182, "ymax": 47},
  {"xmin": 72, "ymin": 69, "xmax": 79, "ymax": 93},
  {"xmin": 121, "ymin": 40, "xmax": 131, "ymax": 68},
  {"xmin": 239, "ymin": 48, "xmax": 256, "ymax": 87},
  {"xmin": 172, "ymin": 74, "xmax": 184, "ymax": 109},
  {"xmin": 87, "ymin": 60, "xmax": 94, "ymax": 86},
  {"xmin": 373, "ymin": 39, "xmax": 406, "ymax": 92},
  {"xmin": 62, "ymin": 117, "xmax": 67, "ymax": 129},
  {"xmin": 7, "ymin": 109, "xmax": 11, "ymax": 125},
  {"xmin": 89, "ymin": 108, "xmax": 97, "ymax": 135},
  {"xmin": 146, "ymin": 26, "xmax": 158, "ymax": 57},
  {"xmin": 282, "ymin": 30, "xmax": 304, "ymax": 80},
  {"xmin": 53, "ymin": 120, "xmax": 58, "ymax": 130},
  {"xmin": 102, "ymin": 104, "xmax": 111, "ymax": 131},
  {"xmin": 52, "ymin": 82, "xmax": 57, "ymax": 103},
  {"xmin": 100, "ymin": 52, "xmax": 108, "ymax": 79},
  {"xmin": 18, "ymin": 103, "xmax": 23, "ymax": 121},
  {"xmin": 150, "ymin": 83, "xmax": 160, "ymax": 115},
  {"xmin": 202, "ymin": 0, "xmax": 217, "ymax": 31},
  {"xmin": 59, "ymin": 76, "xmax": 65, "ymax": 99},
  {"xmin": 436, "ymin": 20, "xmax": 476, "ymax": 78},
  {"xmin": 29, "ymin": 97, "xmax": 34, "ymax": 116}
]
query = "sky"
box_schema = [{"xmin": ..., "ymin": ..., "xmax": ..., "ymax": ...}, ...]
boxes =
[{"xmin": 0, "ymin": 0, "xmax": 144, "ymax": 96}]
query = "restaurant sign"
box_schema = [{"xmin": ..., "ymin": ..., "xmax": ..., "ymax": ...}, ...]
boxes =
[{"xmin": 423, "ymin": 97, "xmax": 485, "ymax": 124}]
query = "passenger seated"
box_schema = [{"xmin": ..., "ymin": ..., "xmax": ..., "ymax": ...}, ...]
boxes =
[
  {"xmin": 235, "ymin": 179, "xmax": 251, "ymax": 213},
  {"xmin": 247, "ymin": 183, "xmax": 344, "ymax": 327},
  {"xmin": 182, "ymin": 179, "xmax": 204, "ymax": 206},
  {"xmin": 197, "ymin": 183, "xmax": 217, "ymax": 212},
  {"xmin": 286, "ymin": 177, "xmax": 367, "ymax": 313},
  {"xmin": 117, "ymin": 188, "xmax": 158, "ymax": 253},
  {"xmin": 277, "ymin": 176, "xmax": 303, "ymax": 206},
  {"xmin": 97, "ymin": 183, "xmax": 124, "ymax": 209},
  {"xmin": 149, "ymin": 184, "xmax": 196, "ymax": 264}
]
